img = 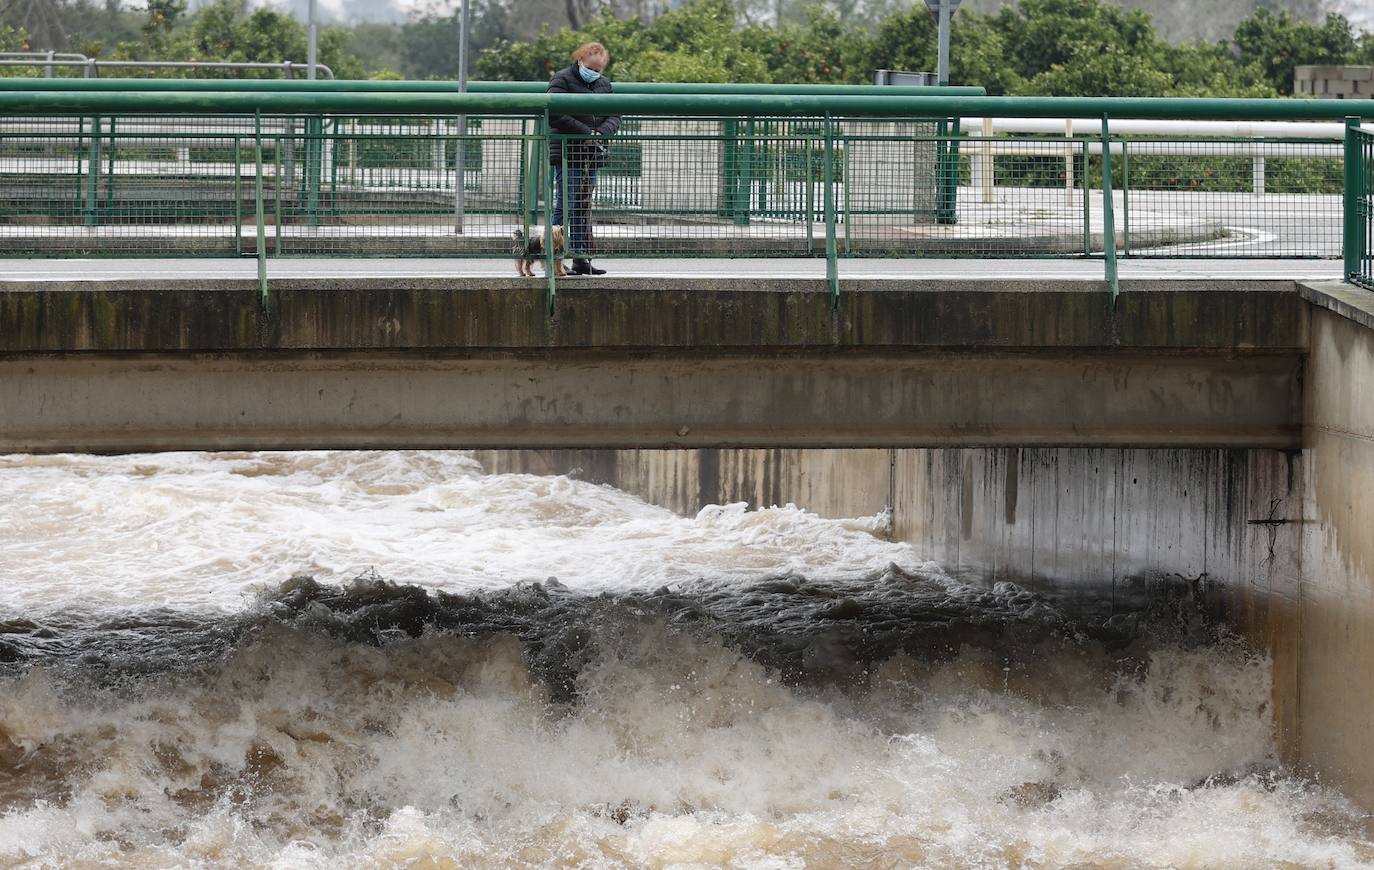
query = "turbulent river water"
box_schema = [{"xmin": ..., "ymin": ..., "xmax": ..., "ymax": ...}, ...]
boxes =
[{"xmin": 0, "ymin": 450, "xmax": 1370, "ymax": 869}]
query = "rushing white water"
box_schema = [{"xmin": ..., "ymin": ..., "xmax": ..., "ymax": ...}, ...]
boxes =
[
  {"xmin": 0, "ymin": 450, "xmax": 1370, "ymax": 869},
  {"xmin": 0, "ymin": 451, "xmax": 905, "ymax": 613}
]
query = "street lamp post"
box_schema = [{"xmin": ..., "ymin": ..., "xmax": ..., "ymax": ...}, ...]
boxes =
[
  {"xmin": 307, "ymin": 0, "xmax": 318, "ymax": 81},
  {"xmin": 455, "ymin": 0, "xmax": 471, "ymax": 233},
  {"xmin": 924, "ymin": 0, "xmax": 960, "ymax": 223},
  {"xmin": 923, "ymin": 0, "xmax": 960, "ymax": 86}
]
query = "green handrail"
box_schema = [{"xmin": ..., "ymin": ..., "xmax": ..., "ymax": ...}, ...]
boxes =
[
  {"xmin": 3, "ymin": 90, "xmax": 1373, "ymax": 121},
  {"xmin": 5, "ymin": 89, "xmax": 1373, "ymax": 310},
  {"xmin": 0, "ymin": 78, "xmax": 986, "ymax": 97}
]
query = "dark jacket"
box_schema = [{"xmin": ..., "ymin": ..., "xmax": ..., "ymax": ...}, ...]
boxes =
[{"xmin": 546, "ymin": 64, "xmax": 621, "ymax": 165}]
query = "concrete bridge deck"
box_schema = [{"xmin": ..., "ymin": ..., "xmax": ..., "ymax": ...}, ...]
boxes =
[
  {"xmin": 9, "ymin": 255, "xmax": 1374, "ymax": 812},
  {"xmin": 0, "ymin": 257, "xmax": 1343, "ymax": 454},
  {"xmin": 0, "ymin": 256, "xmax": 1343, "ymax": 283}
]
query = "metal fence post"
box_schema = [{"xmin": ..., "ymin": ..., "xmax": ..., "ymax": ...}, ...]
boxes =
[
  {"xmin": 742, "ymin": 117, "xmax": 756, "ymax": 225},
  {"xmin": 234, "ymin": 138, "xmax": 243, "ymax": 253},
  {"xmin": 1080, "ymin": 144, "xmax": 1090, "ymax": 256},
  {"xmin": 274, "ymin": 137, "xmax": 284, "ymax": 256},
  {"xmin": 1099, "ymin": 113, "xmax": 1118, "ymax": 303},
  {"xmin": 824, "ymin": 111, "xmax": 839, "ymax": 308},
  {"xmin": 723, "ymin": 118, "xmax": 750, "ymax": 226},
  {"xmin": 305, "ymin": 115, "xmax": 322, "ymax": 227},
  {"xmin": 841, "ymin": 123, "xmax": 852, "ymax": 255},
  {"xmin": 1346, "ymin": 116, "xmax": 1363, "ymax": 283},
  {"xmin": 255, "ymin": 111, "xmax": 269, "ymax": 311},
  {"xmin": 104, "ymin": 116, "xmax": 116, "ymax": 211},
  {"xmin": 1120, "ymin": 139, "xmax": 1129, "ymax": 258},
  {"xmin": 83, "ymin": 115, "xmax": 101, "ymax": 227},
  {"xmin": 519, "ymin": 118, "xmax": 531, "ymax": 247},
  {"xmin": 544, "ymin": 114, "xmax": 557, "ymax": 315},
  {"xmin": 455, "ymin": 114, "xmax": 467, "ymax": 234},
  {"xmin": 73, "ymin": 117, "xmax": 84, "ymax": 222},
  {"xmin": 805, "ymin": 137, "xmax": 815, "ymax": 255},
  {"xmin": 935, "ymin": 118, "xmax": 960, "ymax": 224}
]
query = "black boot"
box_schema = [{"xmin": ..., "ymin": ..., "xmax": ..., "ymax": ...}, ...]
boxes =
[{"xmin": 571, "ymin": 259, "xmax": 606, "ymax": 276}]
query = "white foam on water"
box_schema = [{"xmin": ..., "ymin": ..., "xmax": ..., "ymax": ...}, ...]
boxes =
[
  {"xmin": 0, "ymin": 450, "xmax": 1370, "ymax": 868},
  {"xmin": 0, "ymin": 451, "xmax": 911, "ymax": 614},
  {"xmin": 0, "ymin": 625, "xmax": 1368, "ymax": 868}
]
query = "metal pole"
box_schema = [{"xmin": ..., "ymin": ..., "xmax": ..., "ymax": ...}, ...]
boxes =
[
  {"xmin": 543, "ymin": 114, "xmax": 556, "ymax": 313},
  {"xmin": 44, "ymin": 50, "xmax": 53, "ymax": 79},
  {"xmin": 1345, "ymin": 116, "xmax": 1362, "ymax": 283},
  {"xmin": 937, "ymin": 0, "xmax": 951, "ymax": 86},
  {"xmin": 307, "ymin": 0, "xmax": 318, "ymax": 82},
  {"xmin": 824, "ymin": 112, "xmax": 839, "ymax": 308},
  {"xmin": 1064, "ymin": 118, "xmax": 1073, "ymax": 207},
  {"xmin": 1100, "ymin": 112, "xmax": 1118, "ymax": 303},
  {"xmin": 980, "ymin": 114, "xmax": 993, "ymax": 203},
  {"xmin": 1120, "ymin": 139, "xmax": 1129, "ymax": 257},
  {"xmin": 255, "ymin": 111, "xmax": 269, "ymax": 310},
  {"xmin": 454, "ymin": 0, "xmax": 471, "ymax": 234},
  {"xmin": 84, "ymin": 116, "xmax": 100, "ymax": 227}
]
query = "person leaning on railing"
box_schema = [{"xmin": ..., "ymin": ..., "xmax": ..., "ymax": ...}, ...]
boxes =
[{"xmin": 546, "ymin": 41, "xmax": 621, "ymax": 276}]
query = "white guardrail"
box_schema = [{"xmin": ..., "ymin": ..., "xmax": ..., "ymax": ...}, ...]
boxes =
[{"xmin": 959, "ymin": 117, "xmax": 1346, "ymax": 203}]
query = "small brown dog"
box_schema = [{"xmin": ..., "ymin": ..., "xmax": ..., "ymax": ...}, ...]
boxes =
[{"xmin": 513, "ymin": 226, "xmax": 566, "ymax": 277}]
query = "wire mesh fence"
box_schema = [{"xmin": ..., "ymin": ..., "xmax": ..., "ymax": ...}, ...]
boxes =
[
  {"xmin": 1351, "ymin": 126, "xmax": 1374, "ymax": 289},
  {"xmin": 0, "ymin": 111, "xmax": 1348, "ymax": 261}
]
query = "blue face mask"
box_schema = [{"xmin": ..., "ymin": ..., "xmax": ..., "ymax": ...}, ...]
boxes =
[{"xmin": 578, "ymin": 64, "xmax": 601, "ymax": 83}]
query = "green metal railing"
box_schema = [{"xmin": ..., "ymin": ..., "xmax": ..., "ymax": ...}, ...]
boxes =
[
  {"xmin": 1348, "ymin": 120, "xmax": 1374, "ymax": 289},
  {"xmin": 0, "ymin": 78, "xmax": 986, "ymax": 97},
  {"xmin": 1, "ymin": 89, "xmax": 1372, "ymax": 312}
]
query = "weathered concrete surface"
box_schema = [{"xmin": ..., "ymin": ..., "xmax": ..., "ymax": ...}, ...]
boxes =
[
  {"xmin": 473, "ymin": 448, "xmax": 894, "ymax": 519},
  {"xmin": 0, "ymin": 280, "xmax": 1305, "ymax": 452},
  {"xmin": 0, "ymin": 350, "xmax": 1302, "ymax": 452},
  {"xmin": 478, "ymin": 444, "xmax": 1303, "ymax": 754},
  {"xmin": 894, "ymin": 445, "xmax": 1304, "ymax": 756},
  {"xmin": 0, "ymin": 278, "xmax": 1306, "ymax": 352},
  {"xmin": 1294, "ymin": 288, "xmax": 1374, "ymax": 807},
  {"xmin": 465, "ymin": 281, "xmax": 1374, "ymax": 808},
  {"xmin": 8, "ymin": 270, "xmax": 1374, "ymax": 803}
]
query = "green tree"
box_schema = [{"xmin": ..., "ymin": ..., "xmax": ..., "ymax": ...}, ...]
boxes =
[
  {"xmin": 1021, "ymin": 47, "xmax": 1174, "ymax": 96},
  {"xmin": 743, "ymin": 6, "xmax": 871, "ymax": 84},
  {"xmin": 1232, "ymin": 10, "xmax": 1359, "ymax": 95},
  {"xmin": 869, "ymin": 8, "xmax": 1022, "ymax": 93},
  {"xmin": 1160, "ymin": 40, "xmax": 1273, "ymax": 98},
  {"xmin": 108, "ymin": 0, "xmax": 365, "ymax": 79},
  {"xmin": 995, "ymin": 0, "xmax": 1166, "ymax": 86},
  {"xmin": 0, "ymin": 24, "xmax": 28, "ymax": 52},
  {"xmin": 0, "ymin": 24, "xmax": 31, "ymax": 76}
]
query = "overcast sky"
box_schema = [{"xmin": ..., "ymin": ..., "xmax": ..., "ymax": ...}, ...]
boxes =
[
  {"xmin": 180, "ymin": 0, "xmax": 1371, "ymax": 30},
  {"xmin": 183, "ymin": 0, "xmax": 456, "ymax": 23}
]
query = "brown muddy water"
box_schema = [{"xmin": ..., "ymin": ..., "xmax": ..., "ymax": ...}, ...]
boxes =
[{"xmin": 0, "ymin": 451, "xmax": 1369, "ymax": 868}]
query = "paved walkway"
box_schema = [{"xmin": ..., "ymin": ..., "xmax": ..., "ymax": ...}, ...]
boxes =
[{"xmin": 0, "ymin": 257, "xmax": 1344, "ymax": 283}]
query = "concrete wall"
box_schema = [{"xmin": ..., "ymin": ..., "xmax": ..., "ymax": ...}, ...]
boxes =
[
  {"xmin": 0, "ymin": 281, "xmax": 1306, "ymax": 453},
  {"xmin": 0, "ymin": 349, "xmax": 1303, "ymax": 453},
  {"xmin": 1294, "ymin": 287, "xmax": 1374, "ymax": 806},
  {"xmin": 474, "ymin": 286, "xmax": 1374, "ymax": 803},
  {"xmin": 1294, "ymin": 65, "xmax": 1374, "ymax": 99},
  {"xmin": 474, "ymin": 448, "xmax": 894, "ymax": 519},
  {"xmin": 12, "ymin": 273, "xmax": 1374, "ymax": 798},
  {"xmin": 476, "ymin": 444, "xmax": 1304, "ymax": 757}
]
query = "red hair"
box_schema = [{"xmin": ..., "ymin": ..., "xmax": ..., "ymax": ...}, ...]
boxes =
[{"xmin": 572, "ymin": 42, "xmax": 608, "ymax": 64}]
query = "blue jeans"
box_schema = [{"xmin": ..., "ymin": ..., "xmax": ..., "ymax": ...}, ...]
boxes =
[{"xmin": 552, "ymin": 164, "xmax": 597, "ymax": 258}]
